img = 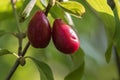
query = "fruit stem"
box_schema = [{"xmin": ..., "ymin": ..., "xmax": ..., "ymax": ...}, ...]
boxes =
[
  {"xmin": 11, "ymin": 0, "xmax": 23, "ymax": 56},
  {"xmin": 45, "ymin": 0, "xmax": 56, "ymax": 16},
  {"xmin": 45, "ymin": 3, "xmax": 52, "ymax": 16},
  {"xmin": 6, "ymin": 0, "xmax": 53, "ymax": 79}
]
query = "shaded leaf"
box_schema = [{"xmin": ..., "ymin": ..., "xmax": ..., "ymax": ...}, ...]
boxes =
[
  {"xmin": 56, "ymin": 1, "xmax": 85, "ymax": 18},
  {"xmin": 105, "ymin": 41, "xmax": 113, "ymax": 63},
  {"xmin": 64, "ymin": 48, "xmax": 85, "ymax": 80},
  {"xmin": 64, "ymin": 62, "xmax": 85, "ymax": 80},
  {"xmin": 71, "ymin": 48, "xmax": 85, "ymax": 67},
  {"xmin": 0, "ymin": 49, "xmax": 12, "ymax": 56},
  {"xmin": 19, "ymin": 0, "xmax": 36, "ymax": 22},
  {"xmin": 27, "ymin": 57, "xmax": 54, "ymax": 80},
  {"xmin": 107, "ymin": 0, "xmax": 115, "ymax": 10},
  {"xmin": 50, "ymin": 4, "xmax": 67, "ymax": 22},
  {"xmin": 0, "ymin": 30, "xmax": 7, "ymax": 37},
  {"xmin": 113, "ymin": 0, "xmax": 120, "ymax": 57}
]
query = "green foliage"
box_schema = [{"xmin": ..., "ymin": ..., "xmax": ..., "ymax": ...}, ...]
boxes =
[
  {"xmin": 27, "ymin": 56, "xmax": 54, "ymax": 80},
  {"xmin": 0, "ymin": 30, "xmax": 7, "ymax": 37},
  {"xmin": 50, "ymin": 4, "xmax": 66, "ymax": 21},
  {"xmin": 65, "ymin": 48, "xmax": 85, "ymax": 80},
  {"xmin": 19, "ymin": 0, "xmax": 36, "ymax": 22},
  {"xmin": 85, "ymin": 0, "xmax": 115, "ymax": 63},
  {"xmin": 0, "ymin": 0, "xmax": 119, "ymax": 80},
  {"xmin": 0, "ymin": 49, "xmax": 12, "ymax": 56},
  {"xmin": 113, "ymin": 0, "xmax": 120, "ymax": 57},
  {"xmin": 56, "ymin": 1, "xmax": 85, "ymax": 18},
  {"xmin": 105, "ymin": 41, "xmax": 113, "ymax": 63},
  {"xmin": 65, "ymin": 62, "xmax": 84, "ymax": 80}
]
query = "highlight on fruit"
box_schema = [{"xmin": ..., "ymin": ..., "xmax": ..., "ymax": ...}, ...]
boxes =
[{"xmin": 52, "ymin": 19, "xmax": 80, "ymax": 54}]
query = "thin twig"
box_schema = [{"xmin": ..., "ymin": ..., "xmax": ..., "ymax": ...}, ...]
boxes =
[
  {"xmin": 11, "ymin": 0, "xmax": 23, "ymax": 56},
  {"xmin": 6, "ymin": 0, "xmax": 53, "ymax": 79},
  {"xmin": 45, "ymin": 3, "xmax": 52, "ymax": 16},
  {"xmin": 21, "ymin": 42, "xmax": 30, "ymax": 56},
  {"xmin": 5, "ymin": 42, "xmax": 30, "ymax": 80},
  {"xmin": 11, "ymin": 0, "xmax": 21, "ymax": 33},
  {"xmin": 5, "ymin": 59, "xmax": 19, "ymax": 80}
]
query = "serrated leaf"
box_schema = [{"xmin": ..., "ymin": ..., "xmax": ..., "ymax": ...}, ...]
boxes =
[
  {"xmin": 56, "ymin": 1, "xmax": 85, "ymax": 18},
  {"xmin": 64, "ymin": 62, "xmax": 85, "ymax": 80},
  {"xmin": 0, "ymin": 49, "xmax": 12, "ymax": 56},
  {"xmin": 0, "ymin": 30, "xmax": 7, "ymax": 37},
  {"xmin": 19, "ymin": 0, "xmax": 36, "ymax": 22},
  {"xmin": 105, "ymin": 41, "xmax": 113, "ymax": 63},
  {"xmin": 27, "ymin": 57, "xmax": 54, "ymax": 80}
]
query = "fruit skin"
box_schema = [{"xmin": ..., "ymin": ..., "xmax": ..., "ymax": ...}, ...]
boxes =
[
  {"xmin": 52, "ymin": 19, "xmax": 80, "ymax": 54},
  {"xmin": 27, "ymin": 11, "xmax": 51, "ymax": 48}
]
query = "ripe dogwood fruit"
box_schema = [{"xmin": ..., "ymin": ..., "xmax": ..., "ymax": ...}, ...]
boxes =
[
  {"xmin": 27, "ymin": 11, "xmax": 51, "ymax": 48},
  {"xmin": 52, "ymin": 19, "xmax": 80, "ymax": 54}
]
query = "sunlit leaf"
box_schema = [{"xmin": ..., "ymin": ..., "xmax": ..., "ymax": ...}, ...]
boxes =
[
  {"xmin": 0, "ymin": 49, "xmax": 12, "ymax": 56},
  {"xmin": 56, "ymin": 1, "xmax": 85, "ymax": 18},
  {"xmin": 86, "ymin": 0, "xmax": 115, "ymax": 41},
  {"xmin": 85, "ymin": 0, "xmax": 115, "ymax": 63},
  {"xmin": 27, "ymin": 57, "xmax": 54, "ymax": 80}
]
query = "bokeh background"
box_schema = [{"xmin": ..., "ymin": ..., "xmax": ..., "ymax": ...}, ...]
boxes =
[{"xmin": 0, "ymin": 0, "xmax": 119, "ymax": 80}]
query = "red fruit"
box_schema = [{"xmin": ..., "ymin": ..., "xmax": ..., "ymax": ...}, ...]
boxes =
[
  {"xmin": 27, "ymin": 11, "xmax": 51, "ymax": 48},
  {"xmin": 52, "ymin": 19, "xmax": 80, "ymax": 54}
]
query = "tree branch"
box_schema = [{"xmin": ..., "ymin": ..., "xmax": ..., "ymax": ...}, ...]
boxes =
[
  {"xmin": 5, "ymin": 42, "xmax": 30, "ymax": 80},
  {"xmin": 11, "ymin": 0, "xmax": 21, "ymax": 33},
  {"xmin": 6, "ymin": 0, "xmax": 53, "ymax": 79}
]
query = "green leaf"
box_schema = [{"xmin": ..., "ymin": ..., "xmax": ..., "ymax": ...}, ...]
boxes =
[
  {"xmin": 113, "ymin": 0, "xmax": 120, "ymax": 57},
  {"xmin": 19, "ymin": 0, "xmax": 36, "ymax": 22},
  {"xmin": 27, "ymin": 57, "xmax": 54, "ymax": 80},
  {"xmin": 64, "ymin": 62, "xmax": 85, "ymax": 80},
  {"xmin": 64, "ymin": 48, "xmax": 85, "ymax": 80},
  {"xmin": 0, "ymin": 49, "xmax": 12, "ymax": 56},
  {"xmin": 56, "ymin": 1, "xmax": 85, "ymax": 18},
  {"xmin": 86, "ymin": 0, "xmax": 115, "ymax": 64},
  {"xmin": 0, "ymin": 30, "xmax": 7, "ymax": 37},
  {"xmin": 86, "ymin": 0, "xmax": 115, "ymax": 41},
  {"xmin": 114, "ymin": 0, "xmax": 120, "ymax": 19},
  {"xmin": 105, "ymin": 41, "xmax": 113, "ymax": 63},
  {"xmin": 50, "ymin": 4, "xmax": 67, "ymax": 22}
]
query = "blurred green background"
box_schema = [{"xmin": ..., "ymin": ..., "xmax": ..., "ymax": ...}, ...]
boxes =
[{"xmin": 0, "ymin": 0, "xmax": 119, "ymax": 80}]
